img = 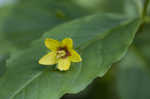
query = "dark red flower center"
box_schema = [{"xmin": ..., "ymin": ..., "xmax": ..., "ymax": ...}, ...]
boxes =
[{"xmin": 57, "ymin": 46, "xmax": 71, "ymax": 59}]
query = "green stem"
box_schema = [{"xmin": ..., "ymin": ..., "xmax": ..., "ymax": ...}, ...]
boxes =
[{"xmin": 142, "ymin": 0, "xmax": 150, "ymax": 18}]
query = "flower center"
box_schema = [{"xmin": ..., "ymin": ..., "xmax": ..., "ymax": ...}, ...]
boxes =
[
  {"xmin": 56, "ymin": 47, "xmax": 71, "ymax": 59},
  {"xmin": 56, "ymin": 50, "xmax": 66, "ymax": 59}
]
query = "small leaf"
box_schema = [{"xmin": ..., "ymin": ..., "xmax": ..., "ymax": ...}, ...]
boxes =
[{"xmin": 0, "ymin": 13, "xmax": 141, "ymax": 99}]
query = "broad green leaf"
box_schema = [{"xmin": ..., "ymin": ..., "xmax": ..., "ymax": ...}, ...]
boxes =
[
  {"xmin": 1, "ymin": 0, "xmax": 89, "ymax": 49},
  {"xmin": 75, "ymin": 0, "xmax": 125, "ymax": 14},
  {"xmin": 75, "ymin": 0, "xmax": 144, "ymax": 17},
  {"xmin": 0, "ymin": 5, "xmax": 18, "ymax": 54},
  {"xmin": 134, "ymin": 23, "xmax": 150, "ymax": 62},
  {"xmin": 116, "ymin": 48, "xmax": 150, "ymax": 99},
  {"xmin": 0, "ymin": 13, "xmax": 141, "ymax": 99},
  {"xmin": 115, "ymin": 17, "xmax": 150, "ymax": 99},
  {"xmin": 124, "ymin": 0, "xmax": 143, "ymax": 17},
  {"xmin": 0, "ymin": 54, "xmax": 9, "ymax": 77}
]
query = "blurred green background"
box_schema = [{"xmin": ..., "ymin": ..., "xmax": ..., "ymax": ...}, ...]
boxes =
[{"xmin": 0, "ymin": 0, "xmax": 150, "ymax": 99}]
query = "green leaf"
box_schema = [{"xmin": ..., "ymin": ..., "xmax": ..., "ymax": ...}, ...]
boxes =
[
  {"xmin": 115, "ymin": 22, "xmax": 150, "ymax": 99},
  {"xmin": 116, "ymin": 48, "xmax": 150, "ymax": 99},
  {"xmin": 0, "ymin": 54, "xmax": 9, "ymax": 77},
  {"xmin": 0, "ymin": 13, "xmax": 140, "ymax": 99},
  {"xmin": 124, "ymin": 0, "xmax": 143, "ymax": 17},
  {"xmin": 134, "ymin": 23, "xmax": 150, "ymax": 62},
  {"xmin": 1, "ymin": 0, "xmax": 89, "ymax": 49},
  {"xmin": 0, "ymin": 6, "xmax": 17, "ymax": 54},
  {"xmin": 75, "ymin": 0, "xmax": 125, "ymax": 14}
]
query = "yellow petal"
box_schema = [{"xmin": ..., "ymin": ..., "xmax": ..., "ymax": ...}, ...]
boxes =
[
  {"xmin": 57, "ymin": 58, "xmax": 71, "ymax": 71},
  {"xmin": 62, "ymin": 38, "xmax": 73, "ymax": 49},
  {"xmin": 39, "ymin": 52, "xmax": 57, "ymax": 65},
  {"xmin": 45, "ymin": 38, "xmax": 60, "ymax": 51},
  {"xmin": 70, "ymin": 49, "xmax": 82, "ymax": 62}
]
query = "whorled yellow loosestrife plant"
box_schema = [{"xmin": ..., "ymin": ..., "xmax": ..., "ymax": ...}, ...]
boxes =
[{"xmin": 39, "ymin": 38, "xmax": 82, "ymax": 71}]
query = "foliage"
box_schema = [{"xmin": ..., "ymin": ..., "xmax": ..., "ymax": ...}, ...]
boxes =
[{"xmin": 0, "ymin": 0, "xmax": 150, "ymax": 99}]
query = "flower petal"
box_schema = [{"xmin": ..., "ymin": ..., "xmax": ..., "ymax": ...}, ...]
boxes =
[
  {"xmin": 39, "ymin": 52, "xmax": 57, "ymax": 65},
  {"xmin": 57, "ymin": 58, "xmax": 71, "ymax": 71},
  {"xmin": 45, "ymin": 38, "xmax": 60, "ymax": 51},
  {"xmin": 62, "ymin": 38, "xmax": 73, "ymax": 49},
  {"xmin": 70, "ymin": 49, "xmax": 82, "ymax": 62}
]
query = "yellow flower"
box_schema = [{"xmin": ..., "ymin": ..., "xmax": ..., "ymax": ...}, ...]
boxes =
[{"xmin": 38, "ymin": 38, "xmax": 82, "ymax": 71}]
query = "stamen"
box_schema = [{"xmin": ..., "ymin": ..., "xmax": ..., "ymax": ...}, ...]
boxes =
[{"xmin": 56, "ymin": 50, "xmax": 66, "ymax": 59}]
